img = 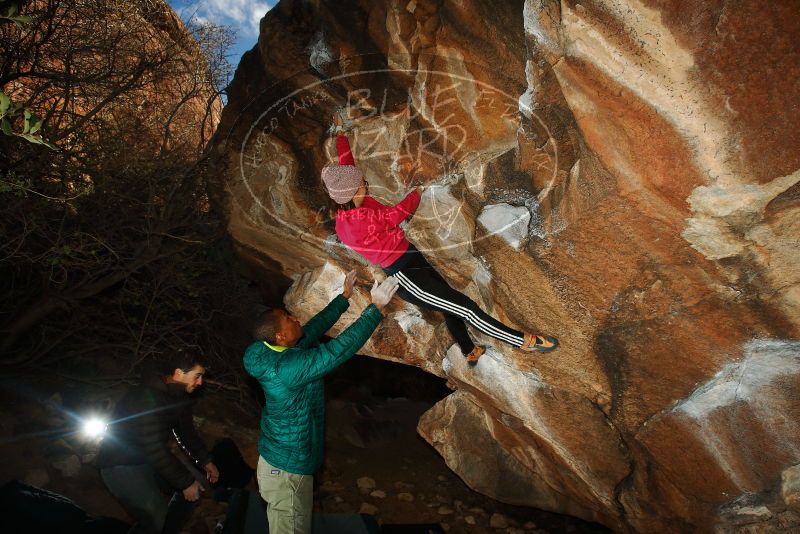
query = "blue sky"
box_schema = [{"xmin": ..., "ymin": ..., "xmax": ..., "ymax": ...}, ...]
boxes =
[{"xmin": 168, "ymin": 0, "xmax": 277, "ymax": 67}]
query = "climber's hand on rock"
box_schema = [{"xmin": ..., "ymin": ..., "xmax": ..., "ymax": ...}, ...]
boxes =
[
  {"xmin": 342, "ymin": 269, "xmax": 357, "ymax": 299},
  {"xmin": 370, "ymin": 276, "xmax": 399, "ymax": 310},
  {"xmin": 332, "ymin": 108, "xmax": 355, "ymax": 133}
]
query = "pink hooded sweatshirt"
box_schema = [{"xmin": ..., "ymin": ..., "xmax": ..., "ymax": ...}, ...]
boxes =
[{"xmin": 333, "ymin": 135, "xmax": 421, "ymax": 268}]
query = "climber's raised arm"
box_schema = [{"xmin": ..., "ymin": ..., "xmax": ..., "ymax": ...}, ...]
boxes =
[{"xmin": 336, "ymin": 134, "xmax": 355, "ymax": 166}]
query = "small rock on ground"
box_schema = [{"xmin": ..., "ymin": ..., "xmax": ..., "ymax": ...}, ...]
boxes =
[
  {"xmin": 357, "ymin": 476, "xmax": 376, "ymax": 493},
  {"xmin": 359, "ymin": 503, "xmax": 378, "ymax": 515},
  {"xmin": 490, "ymin": 512, "xmax": 509, "ymax": 529}
]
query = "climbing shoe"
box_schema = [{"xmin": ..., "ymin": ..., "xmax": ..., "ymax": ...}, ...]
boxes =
[
  {"xmin": 519, "ymin": 333, "xmax": 559, "ymax": 353},
  {"xmin": 466, "ymin": 345, "xmax": 485, "ymax": 367}
]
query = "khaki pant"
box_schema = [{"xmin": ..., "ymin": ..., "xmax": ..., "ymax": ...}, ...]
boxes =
[{"xmin": 256, "ymin": 456, "xmax": 313, "ymax": 534}]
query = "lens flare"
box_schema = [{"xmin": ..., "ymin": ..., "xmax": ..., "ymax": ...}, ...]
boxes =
[{"xmin": 82, "ymin": 417, "xmax": 108, "ymax": 438}]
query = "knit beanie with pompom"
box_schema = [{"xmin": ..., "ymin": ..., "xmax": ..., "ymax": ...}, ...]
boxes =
[{"xmin": 321, "ymin": 164, "xmax": 363, "ymax": 204}]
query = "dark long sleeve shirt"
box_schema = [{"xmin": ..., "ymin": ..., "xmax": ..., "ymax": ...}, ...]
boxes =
[{"xmin": 96, "ymin": 376, "xmax": 210, "ymax": 490}]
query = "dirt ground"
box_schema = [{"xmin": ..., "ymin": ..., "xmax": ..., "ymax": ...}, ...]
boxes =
[{"xmin": 0, "ymin": 357, "xmax": 609, "ymax": 533}]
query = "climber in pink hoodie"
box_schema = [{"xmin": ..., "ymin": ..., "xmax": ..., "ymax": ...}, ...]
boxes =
[{"xmin": 321, "ymin": 113, "xmax": 558, "ymax": 365}]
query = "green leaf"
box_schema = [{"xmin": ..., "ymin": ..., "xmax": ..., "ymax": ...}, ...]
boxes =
[
  {"xmin": 24, "ymin": 135, "xmax": 58, "ymax": 150},
  {"xmin": 28, "ymin": 115, "xmax": 42, "ymax": 134},
  {"xmin": 0, "ymin": 93, "xmax": 56, "ymax": 148},
  {"xmin": 18, "ymin": 133, "xmax": 58, "ymax": 150},
  {"xmin": 0, "ymin": 91, "xmax": 9, "ymax": 115}
]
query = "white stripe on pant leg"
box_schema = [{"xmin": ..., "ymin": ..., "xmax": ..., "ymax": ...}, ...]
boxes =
[
  {"xmin": 395, "ymin": 271, "xmax": 523, "ymax": 346},
  {"xmin": 399, "ymin": 274, "xmax": 523, "ymax": 346},
  {"xmin": 395, "ymin": 272, "xmax": 501, "ymax": 339},
  {"xmin": 395, "ymin": 272, "xmax": 523, "ymax": 346},
  {"xmin": 395, "ymin": 272, "xmax": 522, "ymax": 345}
]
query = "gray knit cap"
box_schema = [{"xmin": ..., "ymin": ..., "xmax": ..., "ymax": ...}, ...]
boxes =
[{"xmin": 321, "ymin": 164, "xmax": 363, "ymax": 204}]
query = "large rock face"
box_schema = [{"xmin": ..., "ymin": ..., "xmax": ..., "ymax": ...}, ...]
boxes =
[{"xmin": 207, "ymin": 0, "xmax": 800, "ymax": 531}]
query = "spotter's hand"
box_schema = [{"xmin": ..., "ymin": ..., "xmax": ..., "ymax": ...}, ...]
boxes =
[{"xmin": 341, "ymin": 270, "xmax": 357, "ymax": 299}]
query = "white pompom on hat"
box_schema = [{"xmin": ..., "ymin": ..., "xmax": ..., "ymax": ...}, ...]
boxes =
[{"xmin": 321, "ymin": 164, "xmax": 363, "ymax": 204}]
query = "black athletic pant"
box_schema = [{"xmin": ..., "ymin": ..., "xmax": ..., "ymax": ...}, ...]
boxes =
[{"xmin": 385, "ymin": 248, "xmax": 524, "ymax": 354}]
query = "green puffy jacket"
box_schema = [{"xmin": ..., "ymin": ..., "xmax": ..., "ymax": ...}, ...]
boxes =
[{"xmin": 243, "ymin": 295, "xmax": 382, "ymax": 475}]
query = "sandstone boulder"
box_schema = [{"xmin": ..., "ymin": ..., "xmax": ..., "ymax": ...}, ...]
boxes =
[{"xmin": 207, "ymin": 0, "xmax": 800, "ymax": 531}]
